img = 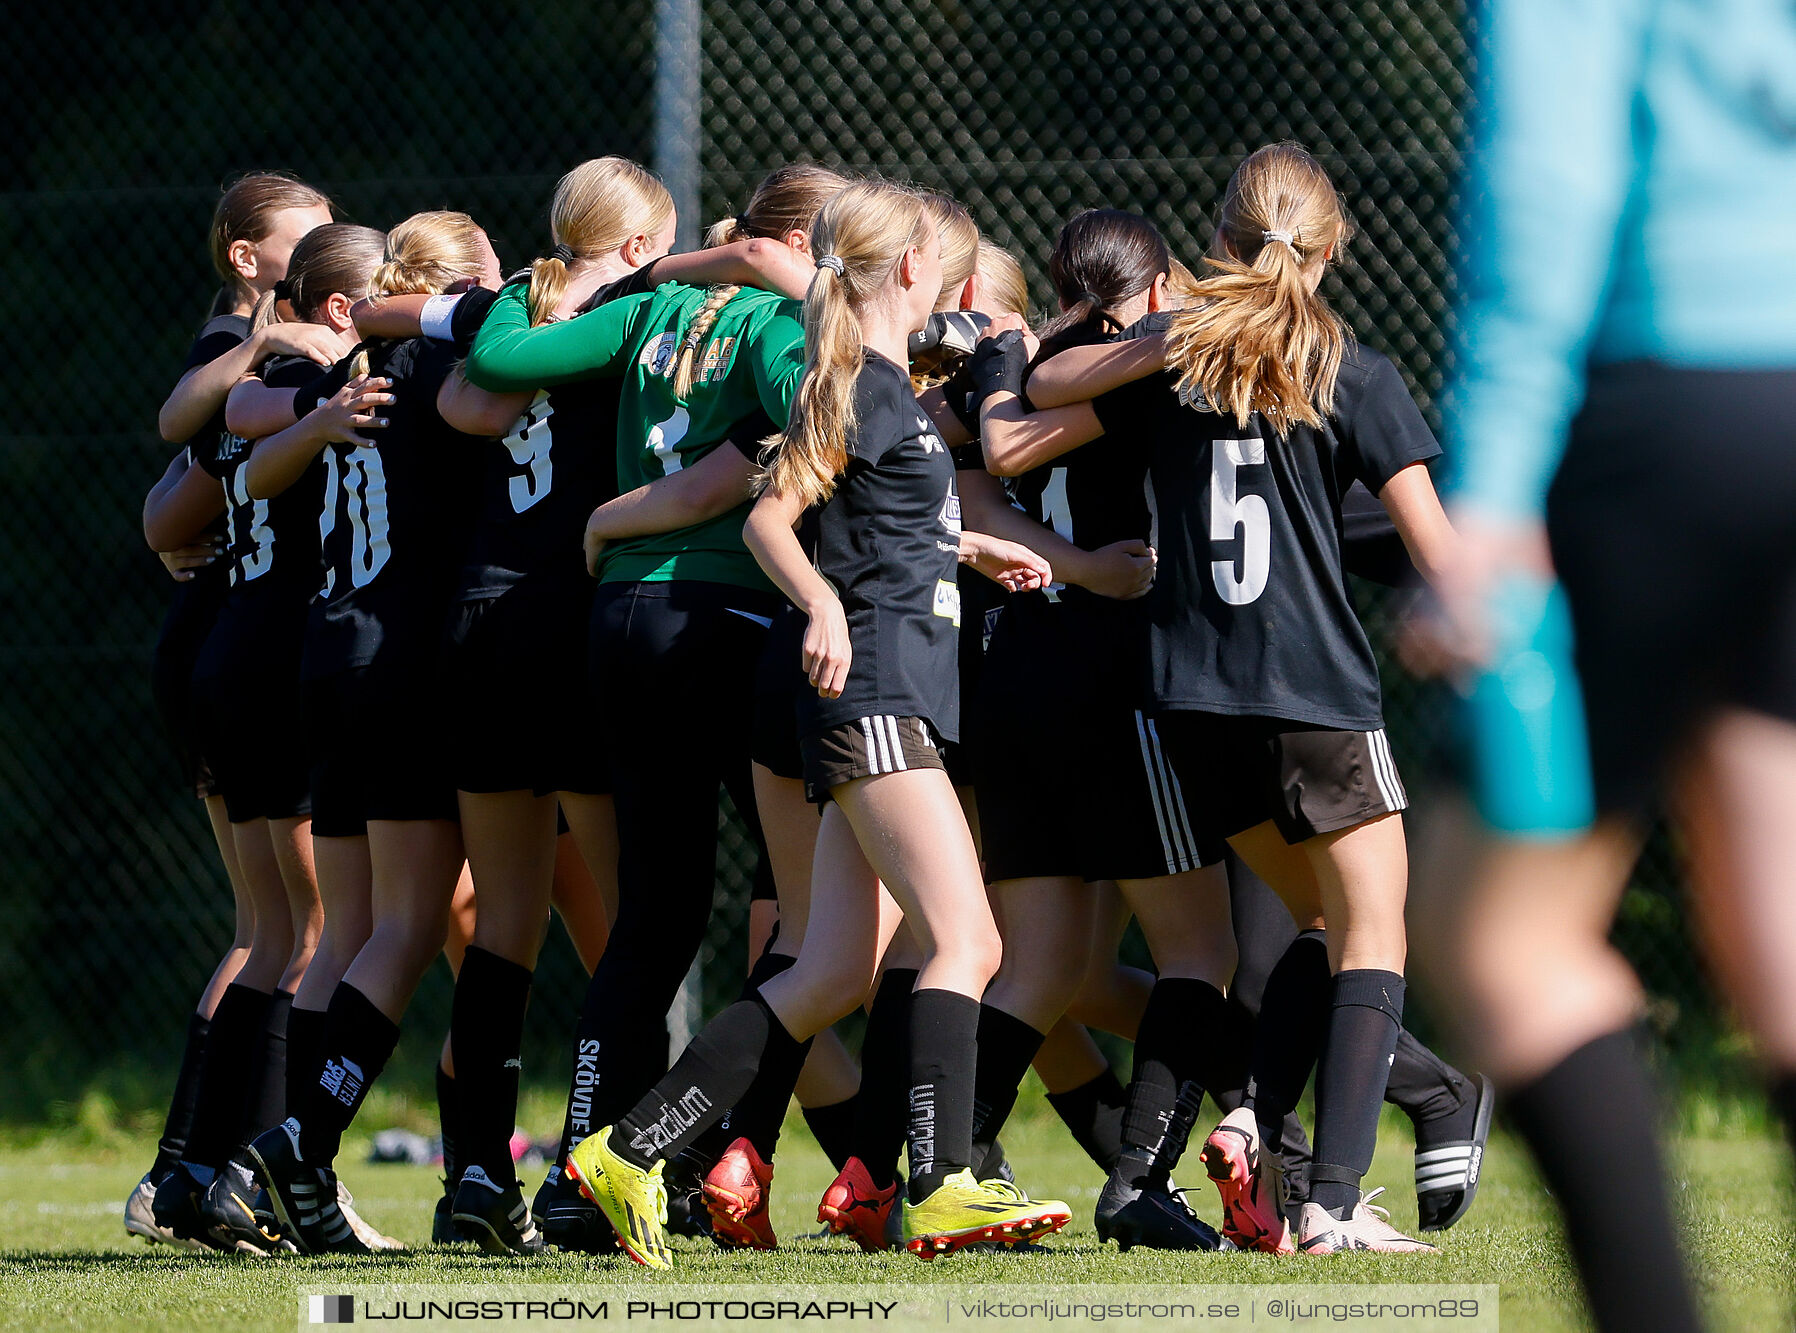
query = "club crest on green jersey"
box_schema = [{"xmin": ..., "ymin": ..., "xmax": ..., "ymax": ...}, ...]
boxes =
[{"xmin": 640, "ymin": 331, "xmax": 679, "ymax": 376}]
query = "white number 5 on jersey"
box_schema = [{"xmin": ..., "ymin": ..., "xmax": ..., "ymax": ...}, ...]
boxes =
[{"xmin": 1210, "ymin": 438, "xmax": 1270, "ymax": 605}]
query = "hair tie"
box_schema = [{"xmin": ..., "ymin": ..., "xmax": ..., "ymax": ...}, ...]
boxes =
[
  {"xmin": 548, "ymin": 243, "xmax": 576, "ymax": 264},
  {"xmin": 272, "ymin": 279, "xmax": 295, "ymax": 303},
  {"xmin": 1262, "ymin": 229, "xmax": 1297, "ymax": 249},
  {"xmin": 815, "ymin": 254, "xmax": 846, "ymax": 276},
  {"xmin": 734, "ymin": 213, "xmax": 750, "ymax": 233}
]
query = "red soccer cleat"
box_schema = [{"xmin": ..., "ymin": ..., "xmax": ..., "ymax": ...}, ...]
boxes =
[
  {"xmin": 816, "ymin": 1156, "xmax": 899, "ymax": 1253},
  {"xmin": 1199, "ymin": 1107, "xmax": 1295, "ymax": 1255},
  {"xmin": 702, "ymin": 1138, "xmax": 778, "ymax": 1250}
]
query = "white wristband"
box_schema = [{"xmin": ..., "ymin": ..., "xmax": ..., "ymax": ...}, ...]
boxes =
[{"xmin": 419, "ymin": 293, "xmax": 464, "ymax": 342}]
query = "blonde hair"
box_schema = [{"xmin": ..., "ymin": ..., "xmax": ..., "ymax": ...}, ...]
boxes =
[
  {"xmin": 1166, "ymin": 257, "xmax": 1202, "ymax": 306},
  {"xmin": 208, "ymin": 171, "xmax": 332, "ymax": 315},
  {"xmin": 527, "ymin": 157, "xmax": 674, "ymax": 326},
  {"xmin": 924, "ymin": 192, "xmax": 980, "ymax": 312},
  {"xmin": 370, "ymin": 211, "xmax": 489, "ymax": 299},
  {"xmin": 1164, "ymin": 144, "xmax": 1351, "ymax": 432},
  {"xmin": 975, "ymin": 243, "xmax": 1030, "ymax": 320},
  {"xmin": 352, "ymin": 212, "xmax": 488, "ymax": 377},
  {"xmin": 672, "ymin": 163, "xmax": 849, "ymax": 401},
  {"xmin": 250, "ymin": 224, "xmax": 386, "ymax": 333},
  {"xmin": 760, "ymin": 180, "xmax": 934, "ymax": 509}
]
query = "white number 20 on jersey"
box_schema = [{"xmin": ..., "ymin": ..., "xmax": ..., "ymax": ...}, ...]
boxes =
[{"xmin": 1209, "ymin": 438, "xmax": 1270, "ymax": 605}]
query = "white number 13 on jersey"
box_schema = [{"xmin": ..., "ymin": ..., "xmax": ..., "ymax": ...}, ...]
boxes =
[{"xmin": 1209, "ymin": 438, "xmax": 1270, "ymax": 605}]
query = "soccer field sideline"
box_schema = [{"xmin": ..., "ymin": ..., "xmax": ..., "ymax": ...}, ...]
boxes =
[{"xmin": 0, "ymin": 1115, "xmax": 1785, "ymax": 1332}]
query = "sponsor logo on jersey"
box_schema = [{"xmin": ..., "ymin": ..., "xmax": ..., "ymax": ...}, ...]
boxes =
[
  {"xmin": 918, "ymin": 429, "xmax": 945, "ymax": 454},
  {"xmin": 939, "ymin": 489, "xmax": 962, "ymax": 533},
  {"xmin": 933, "ymin": 579, "xmax": 962, "ymax": 628},
  {"xmin": 640, "ymin": 331, "xmax": 679, "ymax": 377}
]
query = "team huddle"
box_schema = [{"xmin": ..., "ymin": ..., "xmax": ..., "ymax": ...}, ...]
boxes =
[{"xmin": 129, "ymin": 146, "xmax": 1497, "ymax": 1268}]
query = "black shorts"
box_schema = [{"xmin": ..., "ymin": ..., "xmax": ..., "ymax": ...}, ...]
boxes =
[
  {"xmin": 1547, "ymin": 362, "xmax": 1796, "ymax": 814},
  {"xmin": 1153, "ymin": 712, "xmax": 1409, "ymax": 846},
  {"xmin": 151, "ymin": 578, "xmax": 226, "ymax": 799},
  {"xmin": 191, "ymin": 593, "xmax": 311, "ymax": 825},
  {"xmin": 751, "ymin": 606, "xmax": 807, "ymax": 782},
  {"xmin": 800, "ymin": 715, "xmax": 946, "ymax": 804},
  {"xmin": 304, "ymin": 663, "xmax": 458, "ymax": 837},
  {"xmin": 975, "ymin": 598, "xmax": 1220, "ymax": 881},
  {"xmin": 445, "ymin": 578, "xmax": 607, "ymax": 796},
  {"xmin": 946, "ymin": 568, "xmax": 1003, "ymax": 789}
]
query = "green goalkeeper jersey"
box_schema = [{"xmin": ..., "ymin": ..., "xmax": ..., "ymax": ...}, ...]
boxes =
[{"xmin": 464, "ymin": 280, "xmax": 806, "ymax": 590}]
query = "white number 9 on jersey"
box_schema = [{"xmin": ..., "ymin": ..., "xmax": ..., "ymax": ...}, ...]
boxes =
[{"xmin": 1209, "ymin": 437, "xmax": 1270, "ymax": 605}]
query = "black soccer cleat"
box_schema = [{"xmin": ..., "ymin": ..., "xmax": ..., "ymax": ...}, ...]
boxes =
[
  {"xmin": 244, "ymin": 1118, "xmax": 369, "ymax": 1255},
  {"xmin": 1095, "ymin": 1170, "xmax": 1222, "ymax": 1251},
  {"xmin": 452, "ymin": 1165, "xmax": 545, "ymax": 1256},
  {"xmin": 150, "ymin": 1162, "xmax": 231, "ymax": 1250},
  {"xmin": 1415, "ymin": 1074, "xmax": 1496, "ymax": 1232},
  {"xmin": 201, "ymin": 1158, "xmax": 289, "ymax": 1254},
  {"xmin": 664, "ymin": 1148, "xmax": 716, "ymax": 1242},
  {"xmin": 532, "ymin": 1165, "xmax": 616, "ymax": 1254},
  {"xmin": 431, "ymin": 1177, "xmax": 458, "ymax": 1245}
]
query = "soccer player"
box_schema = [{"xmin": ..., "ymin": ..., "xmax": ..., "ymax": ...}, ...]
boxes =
[
  {"xmin": 985, "ymin": 145, "xmax": 1457, "ymax": 1254},
  {"xmin": 129, "ymin": 172, "xmax": 334, "ymax": 1249},
  {"xmin": 240, "ymin": 211, "xmax": 520, "ymax": 1254},
  {"xmin": 561, "ymin": 179, "xmax": 1065, "ymax": 1269},
  {"xmin": 153, "ymin": 225, "xmax": 390, "ymax": 1252},
  {"xmin": 1420, "ymin": 1, "xmax": 1796, "ymax": 1327},
  {"xmin": 457, "ymin": 163, "xmax": 848, "ymax": 1251}
]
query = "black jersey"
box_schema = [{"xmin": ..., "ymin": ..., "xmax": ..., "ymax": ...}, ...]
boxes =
[
  {"xmin": 199, "ymin": 355, "xmax": 326, "ymax": 597},
  {"xmin": 1092, "ymin": 340, "xmax": 1440, "ymax": 730},
  {"xmin": 1011, "ymin": 322, "xmax": 1156, "ymax": 610},
  {"xmin": 300, "ymin": 337, "xmax": 485, "ymax": 678},
  {"xmin": 175, "ymin": 313, "xmax": 253, "ymax": 592},
  {"xmin": 798, "ymin": 351, "xmax": 964, "ymax": 742},
  {"xmin": 453, "ymin": 269, "xmax": 657, "ymax": 598}
]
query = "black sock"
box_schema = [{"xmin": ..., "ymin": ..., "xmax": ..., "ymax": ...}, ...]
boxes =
[
  {"xmin": 152, "ymin": 1013, "xmax": 211, "ymax": 1180},
  {"xmin": 612, "ymin": 993, "xmax": 804, "ymax": 1171},
  {"xmin": 1508, "ymin": 1029, "xmax": 1702, "ymax": 1333},
  {"xmin": 729, "ymin": 954, "xmax": 807, "ymax": 1158},
  {"xmin": 437, "ymin": 1063, "xmax": 460, "ymax": 1189},
  {"xmin": 451, "ymin": 946, "xmax": 534, "ymax": 1183},
  {"xmin": 246, "ymin": 990, "xmax": 293, "ymax": 1142},
  {"xmin": 969, "ymin": 1006, "xmax": 1047, "ymax": 1177},
  {"xmin": 802, "ymin": 1097, "xmax": 859, "ymax": 1172},
  {"xmin": 851, "ymin": 968, "xmax": 917, "ymax": 1189},
  {"xmin": 1310, "ymin": 970, "xmax": 1405, "ymax": 1217},
  {"xmin": 1046, "ymin": 1065, "xmax": 1128, "ymax": 1174},
  {"xmin": 182, "ymin": 984, "xmax": 274, "ymax": 1170},
  {"xmin": 1120, "ymin": 979, "xmax": 1230, "ymax": 1182},
  {"xmin": 286, "ymin": 1006, "xmax": 328, "ymax": 1132},
  {"xmin": 1385, "ymin": 1029, "xmax": 1475, "ymax": 1148},
  {"xmin": 297, "ymin": 984, "xmax": 400, "ymax": 1166},
  {"xmin": 905, "ymin": 989, "xmax": 979, "ymax": 1203},
  {"xmin": 1244, "ymin": 930, "xmax": 1331, "ymax": 1149}
]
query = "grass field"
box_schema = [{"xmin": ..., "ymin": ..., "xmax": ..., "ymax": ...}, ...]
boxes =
[{"xmin": 0, "ymin": 1087, "xmax": 1786, "ymax": 1332}]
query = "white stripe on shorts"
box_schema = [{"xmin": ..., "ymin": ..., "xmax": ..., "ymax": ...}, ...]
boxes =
[
  {"xmin": 1135, "ymin": 712, "xmax": 1198, "ymax": 873},
  {"xmin": 1365, "ymin": 728, "xmax": 1407, "ymax": 811},
  {"xmin": 861, "ymin": 717, "xmax": 886, "ymax": 775},
  {"xmin": 884, "ymin": 716, "xmax": 907, "ymax": 772}
]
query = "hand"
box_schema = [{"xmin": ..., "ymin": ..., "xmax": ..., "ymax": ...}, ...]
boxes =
[
  {"xmin": 962, "ymin": 532, "xmax": 1052, "ymax": 593},
  {"xmin": 1075, "ymin": 538, "xmax": 1157, "ymax": 600},
  {"xmin": 980, "ymin": 313, "xmax": 1040, "ymax": 364},
  {"xmin": 158, "ymin": 540, "xmax": 222, "ymax": 582},
  {"xmin": 583, "ymin": 514, "xmax": 609, "ymax": 578},
  {"xmin": 256, "ymin": 322, "xmax": 345, "ymax": 367},
  {"xmin": 801, "ymin": 596, "xmax": 853, "ymax": 699},
  {"xmin": 1408, "ymin": 507, "xmax": 1555, "ymax": 675},
  {"xmin": 311, "ymin": 375, "xmax": 393, "ymax": 448}
]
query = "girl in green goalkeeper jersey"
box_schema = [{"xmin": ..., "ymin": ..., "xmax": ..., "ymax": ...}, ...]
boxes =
[{"xmin": 462, "ymin": 164, "xmax": 853, "ymax": 1230}]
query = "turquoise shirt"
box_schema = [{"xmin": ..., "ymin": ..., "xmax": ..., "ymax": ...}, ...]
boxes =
[{"xmin": 1448, "ymin": 0, "xmax": 1796, "ymax": 519}]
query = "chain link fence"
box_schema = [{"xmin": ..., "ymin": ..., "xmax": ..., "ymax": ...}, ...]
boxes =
[{"xmin": 0, "ymin": 0, "xmax": 1715, "ymax": 1123}]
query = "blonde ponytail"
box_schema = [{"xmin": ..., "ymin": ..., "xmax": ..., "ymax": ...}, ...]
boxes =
[
  {"xmin": 526, "ymin": 158, "xmax": 674, "ymax": 326},
  {"xmin": 704, "ymin": 162, "xmax": 849, "ymax": 251},
  {"xmin": 760, "ymin": 180, "xmax": 933, "ymax": 509},
  {"xmin": 370, "ymin": 211, "xmax": 489, "ymax": 299},
  {"xmin": 1163, "ymin": 144, "xmax": 1350, "ymax": 433}
]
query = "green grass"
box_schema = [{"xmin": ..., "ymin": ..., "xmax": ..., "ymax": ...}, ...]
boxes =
[{"xmin": 0, "ymin": 1089, "xmax": 1787, "ymax": 1332}]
